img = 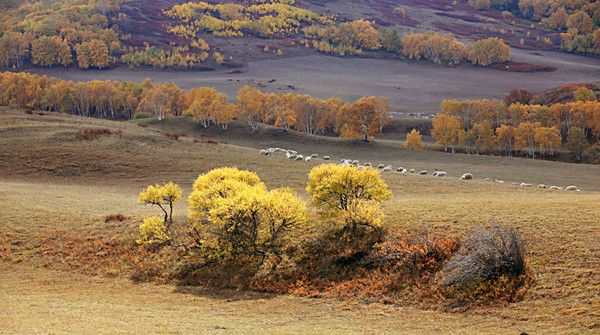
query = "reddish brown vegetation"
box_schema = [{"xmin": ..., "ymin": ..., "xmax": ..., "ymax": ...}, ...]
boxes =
[
  {"xmin": 104, "ymin": 214, "xmax": 126, "ymax": 223},
  {"xmin": 193, "ymin": 138, "xmax": 220, "ymax": 145},
  {"xmin": 75, "ymin": 128, "xmax": 114, "ymax": 141},
  {"xmin": 491, "ymin": 61, "xmax": 557, "ymax": 73},
  {"xmin": 530, "ymin": 83, "xmax": 600, "ymax": 105},
  {"xmin": 164, "ymin": 132, "xmax": 184, "ymax": 140}
]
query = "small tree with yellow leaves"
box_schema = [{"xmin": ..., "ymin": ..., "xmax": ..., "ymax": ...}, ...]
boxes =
[
  {"xmin": 138, "ymin": 181, "xmax": 183, "ymax": 227},
  {"xmin": 306, "ymin": 164, "xmax": 391, "ymax": 239},
  {"xmin": 405, "ymin": 129, "xmax": 425, "ymax": 150},
  {"xmin": 187, "ymin": 167, "xmax": 308, "ymax": 263}
]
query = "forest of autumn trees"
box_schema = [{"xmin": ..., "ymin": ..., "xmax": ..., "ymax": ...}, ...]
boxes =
[
  {"xmin": 431, "ymin": 87, "xmax": 600, "ymax": 159},
  {"xmin": 467, "ymin": 0, "xmax": 600, "ymax": 56},
  {"xmin": 0, "ymin": 71, "xmax": 390, "ymax": 141}
]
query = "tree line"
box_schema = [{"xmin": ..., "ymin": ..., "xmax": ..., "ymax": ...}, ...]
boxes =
[
  {"xmin": 304, "ymin": 24, "xmax": 511, "ymax": 66},
  {"xmin": 0, "ymin": 71, "xmax": 390, "ymax": 141},
  {"xmin": 431, "ymin": 87, "xmax": 599, "ymax": 160}
]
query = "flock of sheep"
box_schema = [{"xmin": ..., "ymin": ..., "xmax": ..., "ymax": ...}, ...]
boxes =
[{"xmin": 258, "ymin": 147, "xmax": 581, "ymax": 192}]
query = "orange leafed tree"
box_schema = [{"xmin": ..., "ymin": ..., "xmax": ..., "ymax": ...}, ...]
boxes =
[
  {"xmin": 468, "ymin": 37, "xmax": 511, "ymax": 66},
  {"xmin": 236, "ymin": 85, "xmax": 268, "ymax": 131},
  {"xmin": 136, "ymin": 83, "xmax": 185, "ymax": 120},
  {"xmin": 336, "ymin": 96, "xmax": 390, "ymax": 141},
  {"xmin": 535, "ymin": 126, "xmax": 562, "ymax": 156},
  {"xmin": 494, "ymin": 124, "xmax": 516, "ymax": 156},
  {"xmin": 75, "ymin": 39, "xmax": 111, "ymax": 69},
  {"xmin": 515, "ymin": 122, "xmax": 541, "ymax": 157},
  {"xmin": 431, "ymin": 113, "xmax": 464, "ymax": 153}
]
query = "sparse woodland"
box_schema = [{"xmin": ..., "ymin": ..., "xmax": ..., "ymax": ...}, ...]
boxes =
[{"xmin": 0, "ymin": 0, "xmax": 518, "ymax": 71}]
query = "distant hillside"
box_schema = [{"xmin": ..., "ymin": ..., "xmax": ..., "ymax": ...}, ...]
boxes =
[{"xmin": 1, "ymin": 0, "xmax": 596, "ymax": 72}]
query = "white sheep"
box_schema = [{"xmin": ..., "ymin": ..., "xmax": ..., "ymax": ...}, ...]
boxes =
[
  {"xmin": 419, "ymin": 170, "xmax": 428, "ymax": 175},
  {"xmin": 549, "ymin": 186, "xmax": 563, "ymax": 190},
  {"xmin": 537, "ymin": 184, "xmax": 547, "ymax": 189},
  {"xmin": 352, "ymin": 160, "xmax": 359, "ymax": 166},
  {"xmin": 520, "ymin": 183, "xmax": 532, "ymax": 187},
  {"xmin": 364, "ymin": 163, "xmax": 372, "ymax": 167},
  {"xmin": 305, "ymin": 156, "xmax": 312, "ymax": 162},
  {"xmin": 565, "ymin": 186, "xmax": 579, "ymax": 191},
  {"xmin": 311, "ymin": 154, "xmax": 318, "ymax": 159},
  {"xmin": 382, "ymin": 166, "xmax": 392, "ymax": 172},
  {"xmin": 295, "ymin": 155, "xmax": 304, "ymax": 161},
  {"xmin": 495, "ymin": 180, "xmax": 505, "ymax": 184},
  {"xmin": 459, "ymin": 173, "xmax": 473, "ymax": 180},
  {"xmin": 323, "ymin": 156, "xmax": 331, "ymax": 160},
  {"xmin": 260, "ymin": 149, "xmax": 267, "ymax": 155},
  {"xmin": 433, "ymin": 171, "xmax": 447, "ymax": 177},
  {"xmin": 288, "ymin": 154, "xmax": 297, "ymax": 160},
  {"xmin": 410, "ymin": 169, "xmax": 416, "ymax": 174},
  {"xmin": 377, "ymin": 164, "xmax": 385, "ymax": 170}
]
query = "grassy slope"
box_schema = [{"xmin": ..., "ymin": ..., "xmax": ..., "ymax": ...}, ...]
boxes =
[{"xmin": 1, "ymin": 107, "xmax": 599, "ymax": 333}]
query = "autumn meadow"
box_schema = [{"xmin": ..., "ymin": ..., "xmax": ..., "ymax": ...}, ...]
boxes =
[{"xmin": 1, "ymin": 0, "xmax": 600, "ymax": 334}]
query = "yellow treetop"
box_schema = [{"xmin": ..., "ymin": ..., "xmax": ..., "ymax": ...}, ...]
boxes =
[{"xmin": 405, "ymin": 128, "xmax": 425, "ymax": 150}]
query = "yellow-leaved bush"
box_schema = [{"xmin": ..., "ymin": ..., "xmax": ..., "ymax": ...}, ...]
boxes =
[
  {"xmin": 137, "ymin": 216, "xmax": 171, "ymax": 246},
  {"xmin": 187, "ymin": 167, "xmax": 308, "ymax": 261},
  {"xmin": 306, "ymin": 164, "xmax": 391, "ymax": 234}
]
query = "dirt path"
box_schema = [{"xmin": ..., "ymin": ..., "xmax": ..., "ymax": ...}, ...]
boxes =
[{"xmin": 24, "ymin": 51, "xmax": 600, "ymax": 114}]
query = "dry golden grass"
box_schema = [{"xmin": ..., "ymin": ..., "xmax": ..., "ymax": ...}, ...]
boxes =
[{"xmin": 1, "ymin": 108, "xmax": 599, "ymax": 333}]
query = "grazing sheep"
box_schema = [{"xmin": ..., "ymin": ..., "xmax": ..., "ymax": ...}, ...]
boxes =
[
  {"xmin": 377, "ymin": 164, "xmax": 385, "ymax": 170},
  {"xmin": 483, "ymin": 178, "xmax": 491, "ymax": 182},
  {"xmin": 397, "ymin": 167, "xmax": 404, "ymax": 172},
  {"xmin": 565, "ymin": 186, "xmax": 579, "ymax": 191},
  {"xmin": 364, "ymin": 163, "xmax": 372, "ymax": 167},
  {"xmin": 323, "ymin": 156, "xmax": 331, "ymax": 160},
  {"xmin": 382, "ymin": 166, "xmax": 392, "ymax": 172},
  {"xmin": 520, "ymin": 183, "xmax": 532, "ymax": 187},
  {"xmin": 419, "ymin": 170, "xmax": 428, "ymax": 175},
  {"xmin": 495, "ymin": 180, "xmax": 505, "ymax": 184},
  {"xmin": 459, "ymin": 173, "xmax": 473, "ymax": 181},
  {"xmin": 351, "ymin": 160, "xmax": 359, "ymax": 165},
  {"xmin": 433, "ymin": 171, "xmax": 447, "ymax": 177},
  {"xmin": 305, "ymin": 156, "xmax": 312, "ymax": 162},
  {"xmin": 410, "ymin": 169, "xmax": 416, "ymax": 174},
  {"xmin": 399, "ymin": 169, "xmax": 407, "ymax": 175},
  {"xmin": 260, "ymin": 149, "xmax": 267, "ymax": 155},
  {"xmin": 537, "ymin": 184, "xmax": 547, "ymax": 189},
  {"xmin": 549, "ymin": 186, "xmax": 563, "ymax": 190},
  {"xmin": 295, "ymin": 155, "xmax": 304, "ymax": 161},
  {"xmin": 310, "ymin": 154, "xmax": 318, "ymax": 159},
  {"xmin": 287, "ymin": 154, "xmax": 297, "ymax": 160}
]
